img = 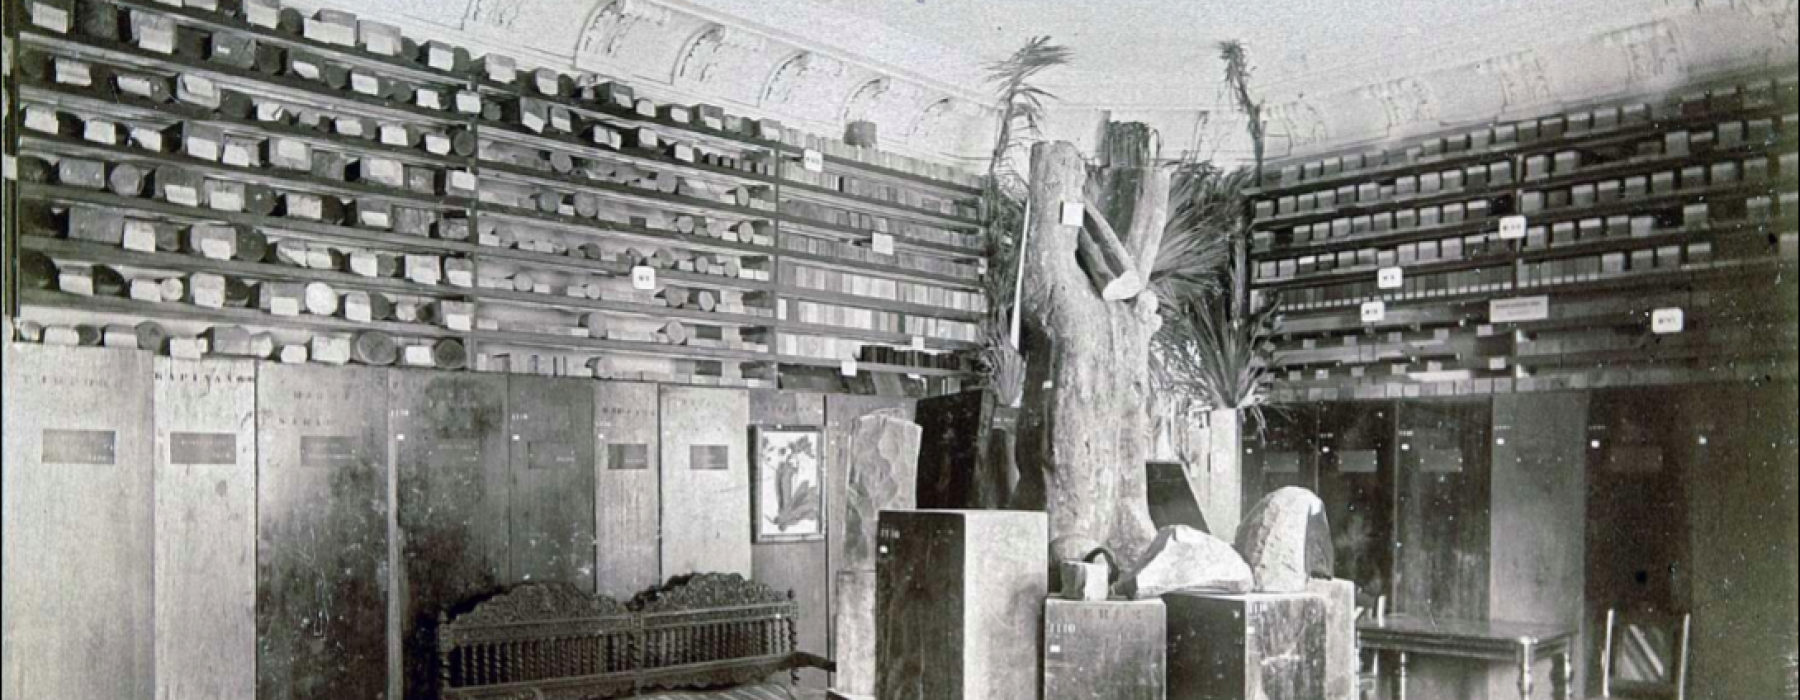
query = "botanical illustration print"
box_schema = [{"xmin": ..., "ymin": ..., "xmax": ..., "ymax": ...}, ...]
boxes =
[{"xmin": 758, "ymin": 430, "xmax": 823, "ymax": 540}]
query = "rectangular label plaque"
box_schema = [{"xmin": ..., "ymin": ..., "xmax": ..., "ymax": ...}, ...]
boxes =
[
  {"xmin": 1338, "ymin": 450, "xmax": 1379, "ymax": 474},
  {"xmin": 690, "ymin": 444, "xmax": 729, "ymax": 471},
  {"xmin": 42, "ymin": 429, "xmax": 117, "ymax": 465},
  {"xmin": 1264, "ymin": 451, "xmax": 1301, "ymax": 474},
  {"xmin": 607, "ymin": 443, "xmax": 650, "ymax": 471},
  {"xmin": 300, "ymin": 435, "xmax": 359, "ymax": 469},
  {"xmin": 528, "ymin": 442, "xmax": 578, "ymax": 470},
  {"xmin": 170, "ymin": 432, "xmax": 236, "ymax": 465}
]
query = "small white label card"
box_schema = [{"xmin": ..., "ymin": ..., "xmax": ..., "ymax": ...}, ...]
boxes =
[
  {"xmin": 1651, "ymin": 307, "xmax": 1684, "ymax": 334},
  {"xmin": 1490, "ymin": 295, "xmax": 1551, "ymax": 323},
  {"xmin": 631, "ymin": 265, "xmax": 656, "ymax": 290},
  {"xmin": 1377, "ymin": 266, "xmax": 1404, "ymax": 289},
  {"xmin": 911, "ymin": 335, "xmax": 926, "ymax": 351},
  {"xmin": 1061, "ymin": 201, "xmax": 1085, "ymax": 226},
  {"xmin": 403, "ymin": 345, "xmax": 434, "ymax": 365},
  {"xmin": 803, "ymin": 149, "xmax": 824, "ymax": 173},
  {"xmin": 872, "ymin": 232, "xmax": 895, "ymax": 256},
  {"xmin": 1361, "ymin": 300, "xmax": 1387, "ymax": 324},
  {"xmin": 1499, "ymin": 215, "xmax": 1528, "ymax": 240},
  {"xmin": 840, "ymin": 358, "xmax": 858, "ymax": 377}
]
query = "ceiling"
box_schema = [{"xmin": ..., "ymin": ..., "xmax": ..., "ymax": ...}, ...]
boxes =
[{"xmin": 728, "ymin": 0, "xmax": 1693, "ymax": 108}]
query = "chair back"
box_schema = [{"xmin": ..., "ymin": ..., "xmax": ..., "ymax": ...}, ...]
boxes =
[{"xmin": 1599, "ymin": 607, "xmax": 1691, "ymax": 699}]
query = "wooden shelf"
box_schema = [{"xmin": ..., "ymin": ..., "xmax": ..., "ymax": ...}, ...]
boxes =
[
  {"xmin": 20, "ymin": 287, "xmax": 463, "ymax": 339},
  {"xmin": 475, "ymin": 203, "xmax": 775, "ymax": 259},
  {"xmin": 814, "ymin": 152, "xmax": 984, "ymax": 198},
  {"xmin": 780, "ymin": 214, "xmax": 983, "ymax": 259},
  {"xmin": 774, "ymin": 319, "xmax": 978, "ymax": 352},
  {"xmin": 476, "ymin": 118, "xmax": 777, "ymax": 189},
  {"xmin": 776, "ymin": 245, "xmax": 982, "ymax": 290},
  {"xmin": 779, "ymin": 178, "xmax": 983, "ymax": 229},
  {"xmin": 774, "ymin": 354, "xmax": 975, "ymax": 378},
  {"xmin": 474, "ymin": 286, "xmax": 774, "ymax": 329},
  {"xmin": 473, "ymin": 157, "xmax": 774, "ymax": 221},
  {"xmin": 20, "ymin": 235, "xmax": 470, "ymax": 301},
  {"xmin": 468, "ymin": 329, "xmax": 768, "ymax": 363},
  {"xmin": 778, "ymin": 285, "xmax": 985, "ymax": 324}
]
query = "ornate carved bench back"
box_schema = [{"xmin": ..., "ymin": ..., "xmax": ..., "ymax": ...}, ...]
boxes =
[
  {"xmin": 439, "ymin": 583, "xmax": 635, "ymax": 689},
  {"xmin": 638, "ymin": 602, "xmax": 799, "ymax": 669}
]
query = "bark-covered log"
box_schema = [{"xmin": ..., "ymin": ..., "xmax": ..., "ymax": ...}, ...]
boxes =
[
  {"xmin": 1015, "ymin": 135, "xmax": 1171, "ymax": 565},
  {"xmin": 1075, "ymin": 206, "xmax": 1144, "ymax": 301}
]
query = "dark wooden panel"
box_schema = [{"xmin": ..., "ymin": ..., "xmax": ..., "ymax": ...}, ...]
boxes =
[
  {"xmin": 2, "ymin": 346, "xmax": 155, "ymax": 698},
  {"xmin": 393, "ymin": 370, "xmax": 510, "ymax": 700},
  {"xmin": 1683, "ymin": 383, "xmax": 1798, "ymax": 699},
  {"xmin": 750, "ymin": 390, "xmax": 829, "ymax": 689},
  {"xmin": 1489, "ymin": 391, "xmax": 1587, "ymax": 700},
  {"xmin": 660, "ymin": 386, "xmax": 751, "ymax": 578},
  {"xmin": 824, "ymin": 394, "xmax": 913, "ymax": 666},
  {"xmin": 155, "ymin": 357, "xmax": 257, "ymax": 700},
  {"xmin": 914, "ymin": 389, "xmax": 989, "ymax": 509},
  {"xmin": 1244, "ymin": 404, "xmax": 1320, "ymax": 508},
  {"xmin": 1393, "ymin": 397, "xmax": 1492, "ymax": 700},
  {"xmin": 595, "ymin": 381, "xmax": 661, "ymax": 601},
  {"xmin": 1316, "ymin": 400, "xmax": 1394, "ymax": 603},
  {"xmin": 508, "ymin": 375, "xmax": 596, "ymax": 592},
  {"xmin": 257, "ymin": 363, "xmax": 391, "ymax": 700},
  {"xmin": 876, "ymin": 510, "xmax": 1046, "ymax": 700},
  {"xmin": 1585, "ymin": 388, "xmax": 1688, "ymax": 613},
  {"xmin": 1165, "ymin": 592, "xmax": 1324, "ymax": 700}
]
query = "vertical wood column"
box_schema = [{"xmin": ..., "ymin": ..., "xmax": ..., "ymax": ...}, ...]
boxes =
[
  {"xmin": 750, "ymin": 389, "xmax": 829, "ymax": 689},
  {"xmin": 507, "ymin": 376, "xmax": 596, "ymax": 591},
  {"xmin": 595, "ymin": 381, "xmax": 661, "ymax": 600}
]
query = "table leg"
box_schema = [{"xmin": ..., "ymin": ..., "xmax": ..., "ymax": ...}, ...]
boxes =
[
  {"xmin": 1558, "ymin": 651, "xmax": 1573, "ymax": 700},
  {"xmin": 1518, "ymin": 638, "xmax": 1536, "ymax": 700},
  {"xmin": 1396, "ymin": 651, "xmax": 1408, "ymax": 700}
]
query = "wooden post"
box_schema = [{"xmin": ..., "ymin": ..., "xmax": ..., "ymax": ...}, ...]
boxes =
[{"xmin": 1014, "ymin": 126, "xmax": 1172, "ymax": 564}]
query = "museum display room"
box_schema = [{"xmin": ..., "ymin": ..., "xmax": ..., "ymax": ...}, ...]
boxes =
[{"xmin": 2, "ymin": 0, "xmax": 1795, "ymax": 698}]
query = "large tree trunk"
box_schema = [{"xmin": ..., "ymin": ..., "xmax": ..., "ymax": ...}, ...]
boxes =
[{"xmin": 1013, "ymin": 132, "xmax": 1173, "ymax": 566}]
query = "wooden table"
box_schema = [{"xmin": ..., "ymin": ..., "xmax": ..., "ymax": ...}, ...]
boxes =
[{"xmin": 1358, "ymin": 615, "xmax": 1577, "ymax": 700}]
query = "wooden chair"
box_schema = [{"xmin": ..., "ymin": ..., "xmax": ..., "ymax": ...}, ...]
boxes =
[{"xmin": 1592, "ymin": 608, "xmax": 1691, "ymax": 699}]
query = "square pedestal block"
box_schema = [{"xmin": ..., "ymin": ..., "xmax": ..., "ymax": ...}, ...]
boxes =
[
  {"xmin": 1165, "ymin": 591, "xmax": 1325, "ymax": 700},
  {"xmin": 1045, "ymin": 598, "xmax": 1168, "ymax": 700},
  {"xmin": 877, "ymin": 510, "xmax": 1047, "ymax": 700}
]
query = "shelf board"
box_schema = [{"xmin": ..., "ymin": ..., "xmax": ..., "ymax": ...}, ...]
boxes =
[
  {"xmin": 775, "ymin": 319, "xmax": 978, "ymax": 352},
  {"xmin": 779, "ymin": 178, "xmax": 983, "ymax": 229},
  {"xmin": 20, "ymin": 235, "xmax": 470, "ymax": 301},
  {"xmin": 20, "ymin": 26, "xmax": 471, "ymax": 128},
  {"xmin": 20, "ymin": 287, "xmax": 462, "ymax": 339},
  {"xmin": 20, "ymin": 131, "xmax": 479, "ymax": 214},
  {"xmin": 777, "ymin": 285, "xmax": 984, "ymax": 323},
  {"xmin": 776, "ymin": 245, "xmax": 982, "ymax": 290},
  {"xmin": 474, "ymin": 286, "xmax": 775, "ymax": 329},
  {"xmin": 469, "ymin": 243, "xmax": 772, "ymax": 292},
  {"xmin": 815, "ymin": 152, "xmax": 984, "ymax": 198},
  {"xmin": 472, "ymin": 77, "xmax": 787, "ymax": 156},
  {"xmin": 474, "ymin": 157, "xmax": 775, "ymax": 221},
  {"xmin": 18, "ymin": 79, "xmax": 475, "ymax": 171},
  {"xmin": 469, "ymin": 329, "xmax": 770, "ymax": 363},
  {"xmin": 21, "ymin": 183, "xmax": 483, "ymax": 257},
  {"xmin": 477, "ymin": 118, "xmax": 778, "ymax": 189},
  {"xmin": 475, "ymin": 203, "xmax": 776, "ymax": 259},
  {"xmin": 780, "ymin": 214, "xmax": 983, "ymax": 259},
  {"xmin": 774, "ymin": 354, "xmax": 974, "ymax": 378}
]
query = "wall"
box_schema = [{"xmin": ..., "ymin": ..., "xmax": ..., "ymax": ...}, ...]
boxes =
[
  {"xmin": 1, "ymin": 344, "xmax": 915, "ymax": 699},
  {"xmin": 282, "ymin": 0, "xmax": 995, "ymax": 165}
]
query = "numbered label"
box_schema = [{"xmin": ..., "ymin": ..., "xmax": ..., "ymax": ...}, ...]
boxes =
[
  {"xmin": 839, "ymin": 358, "xmax": 858, "ymax": 377},
  {"xmin": 631, "ymin": 265, "xmax": 657, "ymax": 290},
  {"xmin": 1061, "ymin": 201, "xmax": 1085, "ymax": 226},
  {"xmin": 872, "ymin": 233, "xmax": 895, "ymax": 256},
  {"xmin": 1377, "ymin": 266, "xmax": 1404, "ymax": 289},
  {"xmin": 1361, "ymin": 300, "xmax": 1387, "ymax": 324},
  {"xmin": 803, "ymin": 149, "xmax": 824, "ymax": 173},
  {"xmin": 1499, "ymin": 215, "xmax": 1528, "ymax": 240},
  {"xmin": 1651, "ymin": 307, "xmax": 1684, "ymax": 334}
]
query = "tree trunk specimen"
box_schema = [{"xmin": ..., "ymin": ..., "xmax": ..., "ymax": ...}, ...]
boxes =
[{"xmin": 1015, "ymin": 132, "xmax": 1173, "ymax": 566}]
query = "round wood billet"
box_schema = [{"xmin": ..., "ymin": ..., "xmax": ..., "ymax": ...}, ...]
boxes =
[
  {"xmin": 18, "ymin": 251, "xmax": 59, "ymax": 290},
  {"xmin": 512, "ymin": 272, "xmax": 536, "ymax": 293},
  {"xmin": 77, "ymin": 0, "xmax": 124, "ymax": 40},
  {"xmin": 481, "ymin": 101, "xmax": 503, "ymax": 122},
  {"xmin": 584, "ymin": 283, "xmax": 604, "ymax": 300},
  {"xmin": 351, "ymin": 330, "xmax": 398, "ymax": 366},
  {"xmin": 252, "ymin": 43, "xmax": 286, "ymax": 75},
  {"xmin": 535, "ymin": 191, "xmax": 565, "ymax": 214},
  {"xmin": 272, "ymin": 239, "xmax": 309, "ymax": 267},
  {"xmin": 321, "ymin": 64, "xmax": 352, "ymax": 91},
  {"xmin": 14, "ymin": 320, "xmax": 46, "ymax": 343},
  {"xmin": 218, "ymin": 90, "xmax": 255, "ymax": 120},
  {"xmin": 577, "ymin": 242, "xmax": 607, "ymax": 260},
  {"xmin": 385, "ymin": 80, "xmax": 415, "ymax": 105},
  {"xmin": 376, "ymin": 253, "xmax": 402, "ymax": 279},
  {"xmin": 394, "ymin": 301, "xmax": 420, "ymax": 323},
  {"xmin": 659, "ymin": 285, "xmax": 689, "ymax": 308},
  {"xmin": 158, "ymin": 277, "xmax": 185, "ymax": 301},
  {"xmin": 244, "ymin": 184, "xmax": 280, "ymax": 216},
  {"xmin": 303, "ymin": 282, "xmax": 339, "ymax": 316},
  {"xmin": 72, "ymin": 324, "xmax": 104, "ymax": 346},
  {"xmin": 367, "ymin": 293, "xmax": 395, "ymax": 321},
  {"xmin": 223, "ymin": 277, "xmax": 255, "ymax": 308},
  {"xmin": 250, "ymin": 332, "xmax": 278, "ymax": 358},
  {"xmin": 580, "ymin": 313, "xmax": 610, "ymax": 336},
  {"xmin": 673, "ymin": 215, "xmax": 696, "ymax": 234},
  {"xmin": 134, "ymin": 321, "xmax": 169, "ymax": 352},
  {"xmin": 432, "ymin": 338, "xmax": 468, "ymax": 370},
  {"xmin": 661, "ymin": 321, "xmax": 689, "ymax": 345},
  {"xmin": 233, "ymin": 228, "xmax": 269, "ymax": 262},
  {"xmin": 651, "ymin": 248, "xmax": 677, "ymax": 269},
  {"xmin": 548, "ymin": 151, "xmax": 576, "ymax": 175},
  {"xmin": 91, "ymin": 265, "xmax": 129, "ymax": 297},
  {"xmin": 15, "ymin": 156, "xmax": 56, "ymax": 185},
  {"xmin": 276, "ymin": 7, "xmax": 305, "ymax": 33},
  {"xmin": 573, "ymin": 193, "xmax": 602, "ymax": 219},
  {"xmin": 105, "ymin": 162, "xmax": 146, "ymax": 197},
  {"xmin": 450, "ymin": 129, "xmax": 479, "ymax": 157}
]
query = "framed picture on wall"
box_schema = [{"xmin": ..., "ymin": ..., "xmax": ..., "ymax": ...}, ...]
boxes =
[{"xmin": 752, "ymin": 425, "xmax": 825, "ymax": 543}]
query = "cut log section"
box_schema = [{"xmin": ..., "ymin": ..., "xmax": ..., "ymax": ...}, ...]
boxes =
[{"xmin": 1075, "ymin": 202, "xmax": 1145, "ymax": 301}]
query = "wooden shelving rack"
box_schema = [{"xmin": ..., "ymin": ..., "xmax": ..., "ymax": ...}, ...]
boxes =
[
  {"xmin": 1246, "ymin": 68, "xmax": 1800, "ymax": 402},
  {"xmin": 3, "ymin": 0, "xmax": 989, "ymax": 395}
]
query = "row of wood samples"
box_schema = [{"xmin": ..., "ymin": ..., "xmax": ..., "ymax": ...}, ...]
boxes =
[
  {"xmin": 4, "ymin": 0, "xmax": 989, "ymax": 393},
  {"xmin": 1248, "ymin": 67, "xmax": 1800, "ymax": 402},
  {"xmin": 0, "ymin": 344, "xmax": 754, "ymax": 699}
]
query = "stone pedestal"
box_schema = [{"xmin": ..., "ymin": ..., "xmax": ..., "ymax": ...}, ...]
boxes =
[
  {"xmin": 1044, "ymin": 599, "xmax": 1167, "ymax": 700},
  {"xmin": 1165, "ymin": 591, "xmax": 1325, "ymax": 700},
  {"xmin": 877, "ymin": 510, "xmax": 1047, "ymax": 700},
  {"xmin": 1307, "ymin": 579, "xmax": 1357, "ymax": 700}
]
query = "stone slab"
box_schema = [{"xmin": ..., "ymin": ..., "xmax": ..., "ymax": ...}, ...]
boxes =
[
  {"xmin": 1044, "ymin": 598, "xmax": 1167, "ymax": 700},
  {"xmin": 508, "ymin": 375, "xmax": 596, "ymax": 591},
  {"xmin": 1164, "ymin": 591, "xmax": 1325, "ymax": 700},
  {"xmin": 596, "ymin": 381, "xmax": 661, "ymax": 600},
  {"xmin": 660, "ymin": 386, "xmax": 751, "ymax": 577}
]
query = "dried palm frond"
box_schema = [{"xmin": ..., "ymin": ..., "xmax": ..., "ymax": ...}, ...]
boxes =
[
  {"xmin": 986, "ymin": 36, "xmax": 1074, "ymax": 198},
  {"xmin": 1152, "ymin": 266, "xmax": 1280, "ymax": 424},
  {"xmin": 1151, "ymin": 163, "xmax": 1252, "ymax": 305},
  {"xmin": 979, "ymin": 324, "xmax": 1026, "ymax": 407}
]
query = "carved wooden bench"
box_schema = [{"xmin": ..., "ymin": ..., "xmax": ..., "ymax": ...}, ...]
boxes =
[{"xmin": 438, "ymin": 574, "xmax": 833, "ymax": 699}]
